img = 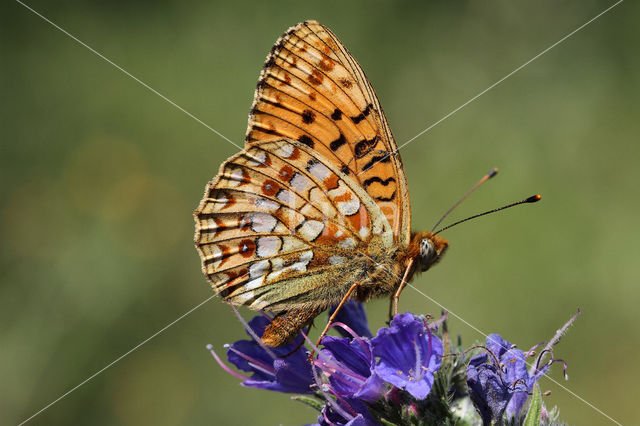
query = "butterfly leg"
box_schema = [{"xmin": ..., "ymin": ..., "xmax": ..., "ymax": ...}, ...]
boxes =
[
  {"xmin": 308, "ymin": 281, "xmax": 361, "ymax": 360},
  {"xmin": 389, "ymin": 258, "xmax": 415, "ymax": 319}
]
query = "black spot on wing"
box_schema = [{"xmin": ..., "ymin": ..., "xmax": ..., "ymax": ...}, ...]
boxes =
[
  {"xmin": 362, "ymin": 153, "xmax": 391, "ymax": 172},
  {"xmin": 363, "ymin": 176, "xmax": 396, "ymax": 187},
  {"xmin": 354, "ymin": 136, "xmax": 380, "ymax": 158},
  {"xmin": 331, "ymin": 108, "xmax": 343, "ymax": 120},
  {"xmin": 301, "ymin": 109, "xmax": 316, "ymax": 124},
  {"xmin": 374, "ymin": 191, "xmax": 397, "ymax": 202},
  {"xmin": 297, "ymin": 134, "xmax": 314, "ymax": 148},
  {"xmin": 350, "ymin": 103, "xmax": 373, "ymax": 124},
  {"xmin": 329, "ymin": 133, "xmax": 346, "ymax": 151}
]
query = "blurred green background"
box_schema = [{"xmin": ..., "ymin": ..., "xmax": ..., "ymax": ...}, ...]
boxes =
[{"xmin": 2, "ymin": 0, "xmax": 637, "ymax": 424}]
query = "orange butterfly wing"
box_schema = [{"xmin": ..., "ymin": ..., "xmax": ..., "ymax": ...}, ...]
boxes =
[
  {"xmin": 245, "ymin": 21, "xmax": 411, "ymax": 247},
  {"xmin": 194, "ymin": 140, "xmax": 394, "ymax": 313}
]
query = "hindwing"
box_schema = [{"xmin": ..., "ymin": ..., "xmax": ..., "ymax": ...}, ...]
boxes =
[{"xmin": 194, "ymin": 139, "xmax": 393, "ymax": 312}]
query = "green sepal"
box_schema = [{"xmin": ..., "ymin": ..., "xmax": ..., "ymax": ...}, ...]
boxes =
[
  {"xmin": 291, "ymin": 394, "xmax": 325, "ymax": 412},
  {"xmin": 523, "ymin": 383, "xmax": 543, "ymax": 426}
]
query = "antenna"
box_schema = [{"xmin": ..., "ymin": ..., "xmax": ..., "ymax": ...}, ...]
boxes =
[
  {"xmin": 434, "ymin": 194, "xmax": 541, "ymax": 235},
  {"xmin": 431, "ymin": 168, "xmax": 499, "ymax": 232}
]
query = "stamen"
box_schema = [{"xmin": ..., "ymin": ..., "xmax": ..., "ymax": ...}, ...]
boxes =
[
  {"xmin": 427, "ymin": 311, "xmax": 448, "ymax": 330},
  {"xmin": 550, "ymin": 358, "xmax": 569, "ymax": 380},
  {"xmin": 525, "ymin": 341, "xmax": 548, "ymax": 359},
  {"xmin": 322, "ymin": 410, "xmax": 335, "ymax": 426},
  {"xmin": 328, "ymin": 321, "xmax": 360, "ymax": 340},
  {"xmin": 414, "ymin": 331, "xmax": 426, "ymax": 381},
  {"xmin": 330, "ymin": 390, "xmax": 359, "ymax": 419},
  {"xmin": 300, "ymin": 328, "xmax": 328, "ymax": 362},
  {"xmin": 535, "ymin": 349, "xmax": 554, "ymax": 373},
  {"xmin": 311, "ymin": 361, "xmax": 353, "ymax": 422},
  {"xmin": 461, "ymin": 345, "xmax": 502, "ymax": 367},
  {"xmin": 314, "ymin": 358, "xmax": 367, "ymax": 381},
  {"xmin": 228, "ymin": 302, "xmax": 277, "ymax": 359},
  {"xmin": 225, "ymin": 344, "xmax": 276, "ymax": 377},
  {"xmin": 205, "ymin": 344, "xmax": 250, "ymax": 381}
]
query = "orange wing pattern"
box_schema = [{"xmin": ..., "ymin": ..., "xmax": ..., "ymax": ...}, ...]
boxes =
[
  {"xmin": 245, "ymin": 21, "xmax": 411, "ymax": 247},
  {"xmin": 194, "ymin": 140, "xmax": 394, "ymax": 313}
]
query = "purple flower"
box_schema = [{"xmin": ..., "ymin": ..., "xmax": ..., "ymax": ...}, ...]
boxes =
[
  {"xmin": 466, "ymin": 310, "xmax": 580, "ymax": 425},
  {"xmin": 485, "ymin": 333, "xmax": 512, "ymax": 357},
  {"xmin": 208, "ymin": 315, "xmax": 314, "ymax": 394},
  {"xmin": 328, "ymin": 300, "xmax": 373, "ymax": 338},
  {"xmin": 316, "ymin": 335, "xmax": 385, "ymax": 402},
  {"xmin": 317, "ymin": 397, "xmax": 379, "ymax": 426},
  {"xmin": 370, "ymin": 313, "xmax": 443, "ymax": 399},
  {"xmin": 466, "ymin": 352, "xmax": 511, "ymax": 424},
  {"xmin": 467, "ymin": 334, "xmax": 552, "ymax": 424}
]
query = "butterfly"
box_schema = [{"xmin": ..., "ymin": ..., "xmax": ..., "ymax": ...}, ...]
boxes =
[{"xmin": 194, "ymin": 21, "xmax": 449, "ymax": 347}]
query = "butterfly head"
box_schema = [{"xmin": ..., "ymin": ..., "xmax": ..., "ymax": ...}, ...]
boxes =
[{"xmin": 413, "ymin": 232, "xmax": 449, "ymax": 272}]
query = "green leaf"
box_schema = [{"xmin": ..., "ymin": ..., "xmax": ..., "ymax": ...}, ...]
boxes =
[
  {"xmin": 290, "ymin": 394, "xmax": 325, "ymax": 412},
  {"xmin": 523, "ymin": 384, "xmax": 543, "ymax": 426}
]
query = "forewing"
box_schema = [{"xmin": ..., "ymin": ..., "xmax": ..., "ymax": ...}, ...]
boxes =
[
  {"xmin": 194, "ymin": 139, "xmax": 392, "ymax": 312},
  {"xmin": 245, "ymin": 21, "xmax": 411, "ymax": 246}
]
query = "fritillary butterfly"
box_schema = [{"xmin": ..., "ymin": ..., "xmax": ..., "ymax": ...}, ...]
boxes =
[{"xmin": 194, "ymin": 21, "xmax": 448, "ymax": 347}]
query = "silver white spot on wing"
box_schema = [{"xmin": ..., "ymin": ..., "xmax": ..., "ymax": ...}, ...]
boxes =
[
  {"xmin": 249, "ymin": 259, "xmax": 270, "ymax": 279},
  {"xmin": 255, "ymin": 197, "xmax": 280, "ymax": 212},
  {"xmin": 290, "ymin": 173, "xmax": 312, "ymax": 192},
  {"xmin": 246, "ymin": 150, "xmax": 267, "ymax": 166},
  {"xmin": 244, "ymin": 276, "xmax": 265, "ymax": 291},
  {"xmin": 338, "ymin": 238, "xmax": 357, "ymax": 250},
  {"xmin": 248, "ymin": 212, "xmax": 277, "ymax": 233},
  {"xmin": 358, "ymin": 227, "xmax": 370, "ymax": 239},
  {"xmin": 257, "ymin": 236, "xmax": 282, "ymax": 257},
  {"xmin": 226, "ymin": 168, "xmax": 245, "ymax": 187},
  {"xmin": 215, "ymin": 193, "xmax": 229, "ymax": 209},
  {"xmin": 276, "ymin": 189, "xmax": 296, "ymax": 206},
  {"xmin": 329, "ymin": 255, "xmax": 347, "ymax": 265},
  {"xmin": 276, "ymin": 142, "xmax": 295, "ymax": 158},
  {"xmin": 233, "ymin": 290, "xmax": 255, "ymax": 304},
  {"xmin": 298, "ymin": 220, "xmax": 324, "ymax": 241},
  {"xmin": 308, "ymin": 161, "xmax": 331, "ymax": 181},
  {"xmin": 329, "ymin": 182, "xmax": 360, "ymax": 216},
  {"xmin": 207, "ymin": 245, "xmax": 223, "ymax": 269}
]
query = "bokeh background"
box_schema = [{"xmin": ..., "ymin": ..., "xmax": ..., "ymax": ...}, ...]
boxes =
[{"xmin": 2, "ymin": 0, "xmax": 638, "ymax": 424}]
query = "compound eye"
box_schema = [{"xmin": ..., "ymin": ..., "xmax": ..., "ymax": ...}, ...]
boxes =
[{"xmin": 421, "ymin": 239, "xmax": 435, "ymax": 259}]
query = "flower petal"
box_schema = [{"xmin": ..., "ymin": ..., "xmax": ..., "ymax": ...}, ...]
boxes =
[
  {"xmin": 371, "ymin": 313, "xmax": 443, "ymax": 399},
  {"xmin": 467, "ymin": 359, "xmax": 510, "ymax": 424},
  {"xmin": 318, "ymin": 336, "xmax": 385, "ymax": 402},
  {"xmin": 225, "ymin": 315, "xmax": 314, "ymax": 394},
  {"xmin": 486, "ymin": 333, "xmax": 512, "ymax": 358}
]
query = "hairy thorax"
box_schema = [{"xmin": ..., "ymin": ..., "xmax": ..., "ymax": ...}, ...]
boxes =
[{"xmin": 353, "ymin": 238, "xmax": 406, "ymax": 302}]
